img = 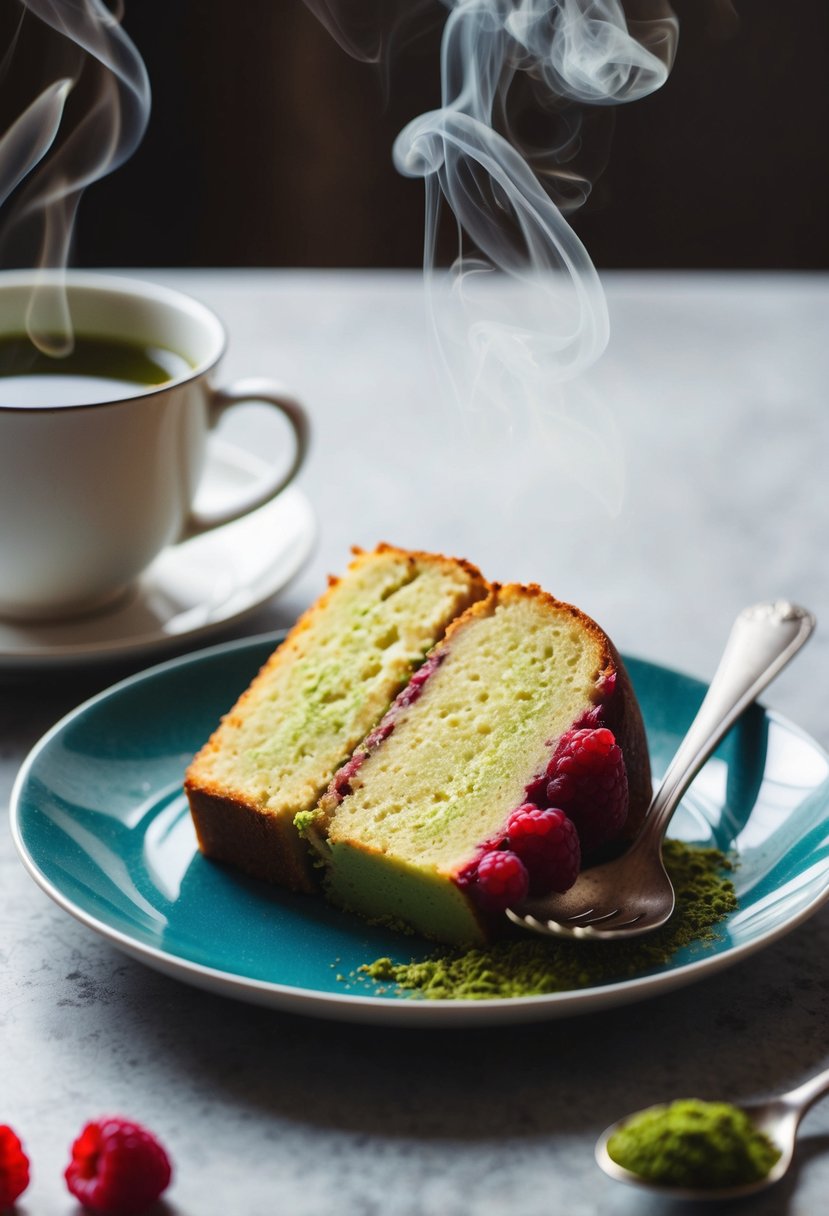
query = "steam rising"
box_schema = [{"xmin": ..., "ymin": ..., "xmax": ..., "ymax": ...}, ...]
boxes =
[
  {"xmin": 1, "ymin": 1, "xmax": 679, "ymax": 515},
  {"xmin": 0, "ymin": 0, "xmax": 150, "ymax": 352},
  {"xmin": 301, "ymin": 0, "xmax": 422, "ymax": 64},
  {"xmin": 306, "ymin": 0, "xmax": 677, "ymax": 515}
]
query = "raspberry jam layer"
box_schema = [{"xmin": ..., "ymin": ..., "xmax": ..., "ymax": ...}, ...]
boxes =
[{"xmin": 326, "ymin": 649, "xmax": 448, "ymax": 804}]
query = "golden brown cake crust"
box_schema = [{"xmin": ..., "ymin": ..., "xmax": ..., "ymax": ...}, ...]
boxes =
[{"xmin": 187, "ymin": 782, "xmax": 316, "ymax": 892}]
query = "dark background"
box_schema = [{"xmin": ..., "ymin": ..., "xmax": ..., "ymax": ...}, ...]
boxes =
[{"xmin": 2, "ymin": 0, "xmax": 828, "ymax": 270}]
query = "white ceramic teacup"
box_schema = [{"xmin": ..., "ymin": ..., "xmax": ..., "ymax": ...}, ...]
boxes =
[{"xmin": 0, "ymin": 271, "xmax": 310, "ymax": 621}]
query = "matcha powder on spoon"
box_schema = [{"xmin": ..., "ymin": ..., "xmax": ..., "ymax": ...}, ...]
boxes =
[
  {"xmin": 358, "ymin": 841, "xmax": 737, "ymax": 999},
  {"xmin": 606, "ymin": 1098, "xmax": 781, "ymax": 1188}
]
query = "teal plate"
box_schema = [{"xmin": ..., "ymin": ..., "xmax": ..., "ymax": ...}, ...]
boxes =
[{"xmin": 11, "ymin": 633, "xmax": 829, "ymax": 1026}]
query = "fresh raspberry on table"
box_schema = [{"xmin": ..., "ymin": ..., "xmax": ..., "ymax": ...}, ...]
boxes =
[
  {"xmin": 506, "ymin": 804, "xmax": 581, "ymax": 894},
  {"xmin": 545, "ymin": 726, "xmax": 629, "ymax": 853},
  {"xmin": 0, "ymin": 1124, "xmax": 30, "ymax": 1209},
  {"xmin": 474, "ymin": 848, "xmax": 529, "ymax": 911},
  {"xmin": 65, "ymin": 1117, "xmax": 172, "ymax": 1215}
]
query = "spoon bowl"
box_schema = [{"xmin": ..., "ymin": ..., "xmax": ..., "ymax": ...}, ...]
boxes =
[{"xmin": 595, "ymin": 1067, "xmax": 829, "ymax": 1201}]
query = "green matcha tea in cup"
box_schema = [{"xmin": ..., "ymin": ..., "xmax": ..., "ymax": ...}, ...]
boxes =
[{"xmin": 0, "ymin": 271, "xmax": 309, "ymax": 621}]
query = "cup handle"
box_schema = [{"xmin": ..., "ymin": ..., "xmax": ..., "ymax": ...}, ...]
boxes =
[{"xmin": 179, "ymin": 377, "xmax": 310, "ymax": 540}]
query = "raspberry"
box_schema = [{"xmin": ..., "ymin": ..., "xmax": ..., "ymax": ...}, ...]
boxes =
[
  {"xmin": 506, "ymin": 804, "xmax": 581, "ymax": 894},
  {"xmin": 65, "ymin": 1117, "xmax": 172, "ymax": 1215},
  {"xmin": 474, "ymin": 849, "xmax": 529, "ymax": 911},
  {"xmin": 545, "ymin": 726, "xmax": 628, "ymax": 853},
  {"xmin": 0, "ymin": 1125, "xmax": 30, "ymax": 1209}
]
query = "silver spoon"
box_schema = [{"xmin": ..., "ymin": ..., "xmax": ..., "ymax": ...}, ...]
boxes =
[
  {"xmin": 507, "ymin": 600, "xmax": 815, "ymax": 940},
  {"xmin": 596, "ymin": 1067, "xmax": 829, "ymax": 1200}
]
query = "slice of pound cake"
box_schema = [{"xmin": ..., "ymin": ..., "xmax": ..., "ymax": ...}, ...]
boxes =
[
  {"xmin": 299, "ymin": 584, "xmax": 651, "ymax": 945},
  {"xmin": 185, "ymin": 545, "xmax": 488, "ymax": 891}
]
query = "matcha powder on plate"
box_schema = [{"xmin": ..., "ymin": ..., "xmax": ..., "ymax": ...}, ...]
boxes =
[{"xmin": 358, "ymin": 840, "xmax": 737, "ymax": 1000}]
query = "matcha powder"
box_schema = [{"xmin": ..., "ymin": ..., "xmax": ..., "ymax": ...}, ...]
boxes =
[
  {"xmin": 358, "ymin": 840, "xmax": 737, "ymax": 1000},
  {"xmin": 606, "ymin": 1098, "xmax": 781, "ymax": 1189}
]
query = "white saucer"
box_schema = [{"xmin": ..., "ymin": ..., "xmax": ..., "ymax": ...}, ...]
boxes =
[{"xmin": 0, "ymin": 441, "xmax": 316, "ymax": 670}]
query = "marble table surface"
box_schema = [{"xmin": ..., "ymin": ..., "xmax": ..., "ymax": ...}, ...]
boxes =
[{"xmin": 2, "ymin": 269, "xmax": 828, "ymax": 1214}]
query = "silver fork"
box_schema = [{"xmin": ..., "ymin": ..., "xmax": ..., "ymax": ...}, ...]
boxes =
[{"xmin": 506, "ymin": 601, "xmax": 816, "ymax": 941}]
